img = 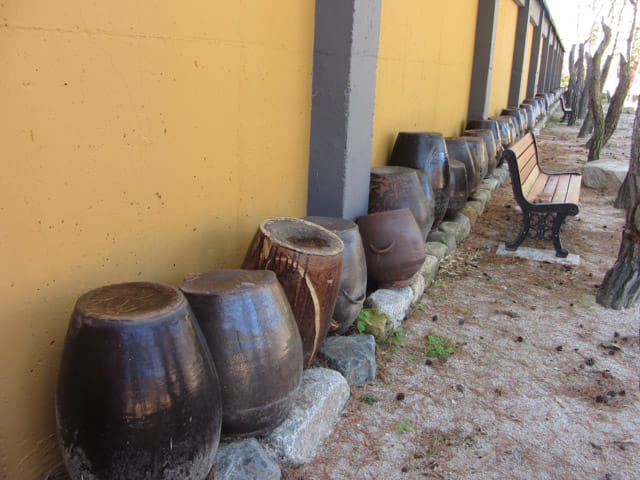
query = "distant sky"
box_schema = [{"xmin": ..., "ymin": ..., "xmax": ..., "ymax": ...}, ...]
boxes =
[{"xmin": 545, "ymin": 0, "xmax": 596, "ymax": 49}]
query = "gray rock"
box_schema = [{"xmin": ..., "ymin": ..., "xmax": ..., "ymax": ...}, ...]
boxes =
[
  {"xmin": 364, "ymin": 287, "xmax": 413, "ymax": 330},
  {"xmin": 215, "ymin": 439, "xmax": 280, "ymax": 480},
  {"xmin": 458, "ymin": 205, "xmax": 478, "ymax": 226},
  {"xmin": 490, "ymin": 164, "xmax": 509, "ymax": 184},
  {"xmin": 409, "ymin": 272, "xmax": 426, "ymax": 303},
  {"xmin": 427, "ymin": 230, "xmax": 457, "ymax": 253},
  {"xmin": 319, "ymin": 335, "xmax": 376, "ymax": 385},
  {"xmin": 440, "ymin": 214, "xmax": 471, "ymax": 244},
  {"xmin": 478, "ymin": 177, "xmax": 500, "ymax": 193},
  {"xmin": 465, "ymin": 200, "xmax": 484, "ymax": 217},
  {"xmin": 419, "ymin": 254, "xmax": 440, "ymax": 285},
  {"xmin": 470, "ymin": 189, "xmax": 491, "ymax": 209},
  {"xmin": 582, "ymin": 159, "xmax": 628, "ymax": 191},
  {"xmin": 261, "ymin": 368, "xmax": 350, "ymax": 467},
  {"xmin": 424, "ymin": 241, "xmax": 448, "ymax": 261}
]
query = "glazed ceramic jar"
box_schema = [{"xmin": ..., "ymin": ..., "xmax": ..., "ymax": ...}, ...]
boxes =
[
  {"xmin": 388, "ymin": 132, "xmax": 451, "ymax": 231},
  {"xmin": 56, "ymin": 282, "xmax": 222, "ymax": 480},
  {"xmin": 180, "ymin": 269, "xmax": 303, "ymax": 438}
]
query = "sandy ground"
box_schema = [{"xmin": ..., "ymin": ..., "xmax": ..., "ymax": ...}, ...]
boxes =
[{"xmin": 286, "ymin": 111, "xmax": 640, "ymax": 480}]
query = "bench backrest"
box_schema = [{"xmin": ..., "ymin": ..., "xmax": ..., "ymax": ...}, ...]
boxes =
[{"xmin": 507, "ymin": 132, "xmax": 541, "ymax": 199}]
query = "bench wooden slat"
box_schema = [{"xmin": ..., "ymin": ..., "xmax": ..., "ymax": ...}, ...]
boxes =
[
  {"xmin": 536, "ymin": 176, "xmax": 558, "ymax": 203},
  {"xmin": 524, "ymin": 171, "xmax": 548, "ymax": 199},
  {"xmin": 552, "ymin": 175, "xmax": 571, "ymax": 203},
  {"xmin": 566, "ymin": 174, "xmax": 581, "ymax": 204},
  {"xmin": 516, "ymin": 144, "xmax": 537, "ymax": 173},
  {"xmin": 511, "ymin": 132, "xmax": 535, "ymax": 158},
  {"xmin": 519, "ymin": 151, "xmax": 539, "ymax": 184}
]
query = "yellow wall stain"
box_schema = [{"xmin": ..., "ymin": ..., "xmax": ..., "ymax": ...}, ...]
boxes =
[
  {"xmin": 371, "ymin": 0, "xmax": 479, "ymax": 167},
  {"xmin": 0, "ymin": 1, "xmax": 315, "ymax": 477}
]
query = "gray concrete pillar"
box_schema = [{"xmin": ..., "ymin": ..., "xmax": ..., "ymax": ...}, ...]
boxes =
[
  {"xmin": 537, "ymin": 22, "xmax": 550, "ymax": 93},
  {"xmin": 467, "ymin": 0, "xmax": 500, "ymax": 120},
  {"xmin": 307, "ymin": 0, "xmax": 382, "ymax": 220},
  {"xmin": 508, "ymin": 0, "xmax": 532, "ymax": 106},
  {"xmin": 526, "ymin": 4, "xmax": 543, "ymax": 99}
]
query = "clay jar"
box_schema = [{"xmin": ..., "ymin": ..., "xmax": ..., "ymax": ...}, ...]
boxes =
[
  {"xmin": 445, "ymin": 137, "xmax": 479, "ymax": 196},
  {"xmin": 501, "ymin": 108, "xmax": 525, "ymax": 136},
  {"xmin": 368, "ymin": 166, "xmax": 434, "ymax": 240},
  {"xmin": 520, "ymin": 104, "xmax": 536, "ymax": 129},
  {"xmin": 56, "ymin": 282, "xmax": 222, "ymax": 480},
  {"xmin": 242, "ymin": 217, "xmax": 343, "ymax": 366},
  {"xmin": 491, "ymin": 116, "xmax": 518, "ymax": 146},
  {"xmin": 304, "ymin": 216, "xmax": 367, "ymax": 335},
  {"xmin": 459, "ymin": 135, "xmax": 489, "ymax": 180},
  {"xmin": 388, "ymin": 132, "xmax": 451, "ymax": 231},
  {"xmin": 180, "ymin": 270, "xmax": 303, "ymax": 438},
  {"xmin": 356, "ymin": 208, "xmax": 426, "ymax": 289},
  {"xmin": 466, "ymin": 119, "xmax": 502, "ymax": 159},
  {"xmin": 446, "ymin": 159, "xmax": 470, "ymax": 217},
  {"xmin": 463, "ymin": 129, "xmax": 498, "ymax": 176}
]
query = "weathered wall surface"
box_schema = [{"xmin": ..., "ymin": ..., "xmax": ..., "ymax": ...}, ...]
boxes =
[
  {"xmin": 371, "ymin": 0, "xmax": 479, "ymax": 167},
  {"xmin": 488, "ymin": 0, "xmax": 519, "ymax": 115},
  {"xmin": 0, "ymin": 2, "xmax": 315, "ymax": 477}
]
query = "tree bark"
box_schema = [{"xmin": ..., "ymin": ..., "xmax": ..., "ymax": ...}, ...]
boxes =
[
  {"xmin": 597, "ymin": 94, "xmax": 640, "ymax": 309},
  {"xmin": 569, "ymin": 44, "xmax": 583, "ymax": 126},
  {"xmin": 587, "ymin": 23, "xmax": 612, "ymax": 162},
  {"xmin": 577, "ymin": 44, "xmax": 589, "ymax": 119},
  {"xmin": 578, "ymin": 53, "xmax": 594, "ymax": 138},
  {"xmin": 566, "ymin": 45, "xmax": 578, "ymax": 121},
  {"xmin": 602, "ymin": 54, "xmax": 631, "ymax": 148}
]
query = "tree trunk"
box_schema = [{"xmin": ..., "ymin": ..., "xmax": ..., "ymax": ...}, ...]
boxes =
[
  {"xmin": 597, "ymin": 94, "xmax": 640, "ymax": 309},
  {"xmin": 578, "ymin": 53, "xmax": 594, "ymax": 138},
  {"xmin": 567, "ymin": 45, "xmax": 578, "ymax": 122},
  {"xmin": 587, "ymin": 23, "xmax": 612, "ymax": 162},
  {"xmin": 603, "ymin": 54, "xmax": 631, "ymax": 148},
  {"xmin": 577, "ymin": 44, "xmax": 589, "ymax": 119}
]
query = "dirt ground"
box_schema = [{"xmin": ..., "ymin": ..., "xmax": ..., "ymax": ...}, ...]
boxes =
[{"xmin": 286, "ymin": 110, "xmax": 640, "ymax": 480}]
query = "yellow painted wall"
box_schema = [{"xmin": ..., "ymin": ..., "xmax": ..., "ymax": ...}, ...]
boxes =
[
  {"xmin": 371, "ymin": 0, "xmax": 479, "ymax": 167},
  {"xmin": 488, "ymin": 0, "xmax": 519, "ymax": 116},
  {"xmin": 0, "ymin": 1, "xmax": 315, "ymax": 477}
]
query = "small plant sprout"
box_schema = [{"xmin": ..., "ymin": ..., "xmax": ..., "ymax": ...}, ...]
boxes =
[
  {"xmin": 359, "ymin": 394, "xmax": 379, "ymax": 405},
  {"xmin": 424, "ymin": 334, "xmax": 455, "ymax": 360},
  {"xmin": 397, "ymin": 418, "xmax": 414, "ymax": 434},
  {"xmin": 355, "ymin": 309, "xmax": 373, "ymax": 333},
  {"xmin": 414, "ymin": 302, "xmax": 428, "ymax": 312}
]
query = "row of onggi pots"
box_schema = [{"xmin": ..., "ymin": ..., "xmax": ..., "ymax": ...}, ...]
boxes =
[{"xmin": 55, "ymin": 91, "xmax": 561, "ymax": 479}]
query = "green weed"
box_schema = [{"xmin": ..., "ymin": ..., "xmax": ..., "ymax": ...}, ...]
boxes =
[{"xmin": 424, "ymin": 334, "xmax": 455, "ymax": 360}]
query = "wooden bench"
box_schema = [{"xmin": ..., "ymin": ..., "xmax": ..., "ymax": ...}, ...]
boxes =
[
  {"xmin": 559, "ymin": 96, "xmax": 572, "ymax": 122},
  {"xmin": 503, "ymin": 132, "xmax": 581, "ymax": 257}
]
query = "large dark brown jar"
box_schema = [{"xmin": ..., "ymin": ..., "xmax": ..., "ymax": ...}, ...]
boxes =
[
  {"xmin": 445, "ymin": 137, "xmax": 479, "ymax": 196},
  {"xmin": 242, "ymin": 217, "xmax": 343, "ymax": 366},
  {"xmin": 490, "ymin": 116, "xmax": 518, "ymax": 147},
  {"xmin": 520, "ymin": 103, "xmax": 536, "ymax": 128},
  {"xmin": 463, "ymin": 128, "xmax": 498, "ymax": 176},
  {"xmin": 304, "ymin": 216, "xmax": 367, "ymax": 335},
  {"xmin": 356, "ymin": 208, "xmax": 426, "ymax": 288},
  {"xmin": 388, "ymin": 132, "xmax": 451, "ymax": 231},
  {"xmin": 368, "ymin": 166, "xmax": 434, "ymax": 240},
  {"xmin": 56, "ymin": 282, "xmax": 222, "ymax": 480},
  {"xmin": 459, "ymin": 135, "xmax": 488, "ymax": 180},
  {"xmin": 446, "ymin": 159, "xmax": 470, "ymax": 217},
  {"xmin": 501, "ymin": 108, "xmax": 525, "ymax": 136},
  {"xmin": 180, "ymin": 270, "xmax": 303, "ymax": 438},
  {"xmin": 465, "ymin": 119, "xmax": 501, "ymax": 158}
]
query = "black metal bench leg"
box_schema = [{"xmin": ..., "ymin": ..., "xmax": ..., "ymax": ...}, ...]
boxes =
[
  {"xmin": 505, "ymin": 212, "xmax": 530, "ymax": 251},
  {"xmin": 551, "ymin": 212, "xmax": 570, "ymax": 258}
]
